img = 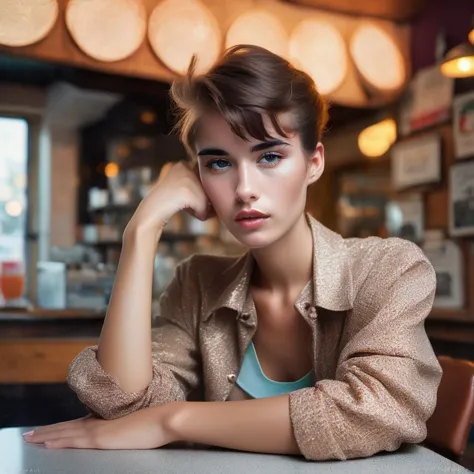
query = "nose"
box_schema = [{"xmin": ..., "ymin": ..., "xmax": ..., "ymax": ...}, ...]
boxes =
[{"xmin": 235, "ymin": 163, "xmax": 259, "ymax": 203}]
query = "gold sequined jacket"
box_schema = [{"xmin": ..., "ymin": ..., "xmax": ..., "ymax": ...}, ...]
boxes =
[{"xmin": 68, "ymin": 214, "xmax": 442, "ymax": 461}]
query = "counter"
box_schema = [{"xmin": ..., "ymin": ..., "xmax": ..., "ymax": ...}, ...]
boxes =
[
  {"xmin": 1, "ymin": 308, "xmax": 473, "ymax": 384},
  {"xmin": 0, "ymin": 309, "xmax": 102, "ymax": 384}
]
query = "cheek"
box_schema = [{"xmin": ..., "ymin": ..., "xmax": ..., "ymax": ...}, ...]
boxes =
[
  {"xmin": 201, "ymin": 176, "xmax": 232, "ymax": 208},
  {"xmin": 269, "ymin": 161, "xmax": 308, "ymax": 199}
]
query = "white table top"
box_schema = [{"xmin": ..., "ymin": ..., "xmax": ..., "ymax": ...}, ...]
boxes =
[{"xmin": 0, "ymin": 427, "xmax": 470, "ymax": 474}]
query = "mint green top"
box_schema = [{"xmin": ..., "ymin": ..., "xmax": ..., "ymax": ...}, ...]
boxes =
[{"xmin": 236, "ymin": 342, "xmax": 314, "ymax": 398}]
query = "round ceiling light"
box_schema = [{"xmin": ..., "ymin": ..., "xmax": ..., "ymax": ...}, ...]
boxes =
[
  {"xmin": 289, "ymin": 20, "xmax": 347, "ymax": 95},
  {"xmin": 66, "ymin": 0, "xmax": 146, "ymax": 62},
  {"xmin": 350, "ymin": 24, "xmax": 405, "ymax": 91},
  {"xmin": 226, "ymin": 10, "xmax": 288, "ymax": 58},
  {"xmin": 148, "ymin": 0, "xmax": 221, "ymax": 75},
  {"xmin": 358, "ymin": 119, "xmax": 397, "ymax": 158},
  {"xmin": 0, "ymin": 0, "xmax": 58, "ymax": 47}
]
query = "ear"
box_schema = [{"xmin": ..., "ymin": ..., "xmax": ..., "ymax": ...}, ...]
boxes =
[{"xmin": 307, "ymin": 142, "xmax": 325, "ymax": 186}]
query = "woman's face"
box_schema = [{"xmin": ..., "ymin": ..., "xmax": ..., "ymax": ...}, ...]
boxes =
[{"xmin": 195, "ymin": 111, "xmax": 324, "ymax": 248}]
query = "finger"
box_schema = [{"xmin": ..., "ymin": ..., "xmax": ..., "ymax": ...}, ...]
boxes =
[
  {"xmin": 188, "ymin": 185, "xmax": 212, "ymax": 221},
  {"xmin": 157, "ymin": 162, "xmax": 174, "ymax": 183},
  {"xmin": 26, "ymin": 419, "xmax": 84, "ymax": 437},
  {"xmin": 44, "ymin": 436, "xmax": 91, "ymax": 450},
  {"xmin": 187, "ymin": 204, "xmax": 208, "ymax": 222},
  {"xmin": 24, "ymin": 426, "xmax": 71, "ymax": 442},
  {"xmin": 206, "ymin": 202, "xmax": 216, "ymax": 219},
  {"xmin": 192, "ymin": 162, "xmax": 202, "ymax": 180},
  {"xmin": 199, "ymin": 202, "xmax": 216, "ymax": 221},
  {"xmin": 25, "ymin": 428, "xmax": 82, "ymax": 444},
  {"xmin": 182, "ymin": 195, "xmax": 208, "ymax": 221}
]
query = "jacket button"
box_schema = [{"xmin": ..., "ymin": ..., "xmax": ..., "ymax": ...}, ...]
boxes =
[
  {"xmin": 227, "ymin": 373, "xmax": 237, "ymax": 383},
  {"xmin": 240, "ymin": 313, "xmax": 250, "ymax": 321}
]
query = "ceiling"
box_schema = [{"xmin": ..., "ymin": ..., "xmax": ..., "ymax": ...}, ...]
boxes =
[
  {"xmin": 286, "ymin": 0, "xmax": 430, "ymax": 22},
  {"xmin": 0, "ymin": 53, "xmax": 376, "ymax": 130},
  {"xmin": 4, "ymin": 0, "xmax": 465, "ymax": 131}
]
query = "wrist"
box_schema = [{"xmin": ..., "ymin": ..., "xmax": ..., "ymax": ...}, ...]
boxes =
[
  {"xmin": 123, "ymin": 219, "xmax": 163, "ymax": 246},
  {"xmin": 165, "ymin": 402, "xmax": 191, "ymax": 443}
]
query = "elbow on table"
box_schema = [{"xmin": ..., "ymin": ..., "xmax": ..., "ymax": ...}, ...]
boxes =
[
  {"xmin": 308, "ymin": 411, "xmax": 429, "ymax": 462},
  {"xmin": 362, "ymin": 414, "xmax": 429, "ymax": 461},
  {"xmin": 67, "ymin": 345, "xmax": 186, "ymax": 420},
  {"xmin": 66, "ymin": 346, "xmax": 148, "ymax": 420}
]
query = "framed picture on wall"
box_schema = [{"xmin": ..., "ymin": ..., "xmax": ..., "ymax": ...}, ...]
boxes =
[
  {"xmin": 391, "ymin": 134, "xmax": 441, "ymax": 190},
  {"xmin": 449, "ymin": 161, "xmax": 474, "ymax": 237},
  {"xmin": 453, "ymin": 91, "xmax": 474, "ymax": 160},
  {"xmin": 406, "ymin": 65, "xmax": 454, "ymax": 134},
  {"xmin": 385, "ymin": 194, "xmax": 424, "ymax": 244},
  {"xmin": 423, "ymin": 239, "xmax": 464, "ymax": 309}
]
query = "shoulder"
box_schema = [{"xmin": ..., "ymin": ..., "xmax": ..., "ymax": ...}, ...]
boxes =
[
  {"xmin": 345, "ymin": 235, "xmax": 431, "ymax": 269},
  {"xmin": 346, "ymin": 236, "xmax": 436, "ymax": 306},
  {"xmin": 310, "ymin": 216, "xmax": 431, "ymax": 281}
]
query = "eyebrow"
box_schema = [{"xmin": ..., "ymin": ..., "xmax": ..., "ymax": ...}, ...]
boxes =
[{"xmin": 197, "ymin": 139, "xmax": 290, "ymax": 157}]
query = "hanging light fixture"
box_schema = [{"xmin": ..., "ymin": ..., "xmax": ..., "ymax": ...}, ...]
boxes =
[
  {"xmin": 350, "ymin": 24, "xmax": 405, "ymax": 91},
  {"xmin": 440, "ymin": 42, "xmax": 474, "ymax": 78},
  {"xmin": 358, "ymin": 119, "xmax": 397, "ymax": 158},
  {"xmin": 289, "ymin": 19, "xmax": 348, "ymax": 95},
  {"xmin": 226, "ymin": 10, "xmax": 288, "ymax": 58},
  {"xmin": 148, "ymin": 0, "xmax": 221, "ymax": 75},
  {"xmin": 66, "ymin": 0, "xmax": 146, "ymax": 62},
  {"xmin": 0, "ymin": 0, "xmax": 58, "ymax": 47}
]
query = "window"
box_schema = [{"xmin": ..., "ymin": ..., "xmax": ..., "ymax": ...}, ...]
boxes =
[{"xmin": 0, "ymin": 117, "xmax": 29, "ymax": 263}]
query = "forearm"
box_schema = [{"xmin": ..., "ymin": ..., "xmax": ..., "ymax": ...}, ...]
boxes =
[
  {"xmin": 169, "ymin": 396, "xmax": 300, "ymax": 455},
  {"xmin": 97, "ymin": 225, "xmax": 161, "ymax": 392}
]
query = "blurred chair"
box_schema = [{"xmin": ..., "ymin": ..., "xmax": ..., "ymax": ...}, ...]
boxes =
[{"xmin": 425, "ymin": 355, "xmax": 474, "ymax": 463}]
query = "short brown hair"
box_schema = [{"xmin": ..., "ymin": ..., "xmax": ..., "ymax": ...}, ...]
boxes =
[{"xmin": 170, "ymin": 45, "xmax": 328, "ymax": 158}]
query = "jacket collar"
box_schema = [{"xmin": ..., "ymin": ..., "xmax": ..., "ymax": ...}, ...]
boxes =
[{"xmin": 202, "ymin": 214, "xmax": 354, "ymax": 321}]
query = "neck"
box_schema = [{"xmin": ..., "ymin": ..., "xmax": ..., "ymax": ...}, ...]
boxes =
[{"xmin": 250, "ymin": 213, "xmax": 313, "ymax": 294}]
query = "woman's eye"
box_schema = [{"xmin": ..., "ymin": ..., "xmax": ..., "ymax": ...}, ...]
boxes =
[
  {"xmin": 206, "ymin": 159, "xmax": 230, "ymax": 170},
  {"xmin": 259, "ymin": 152, "xmax": 281, "ymax": 166}
]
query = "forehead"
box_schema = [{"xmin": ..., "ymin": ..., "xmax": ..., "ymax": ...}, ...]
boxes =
[{"xmin": 194, "ymin": 111, "xmax": 297, "ymax": 151}]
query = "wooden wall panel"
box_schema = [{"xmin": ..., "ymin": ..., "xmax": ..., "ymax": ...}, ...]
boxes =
[
  {"xmin": 0, "ymin": 339, "xmax": 97, "ymax": 383},
  {"xmin": 287, "ymin": 0, "xmax": 429, "ymax": 21}
]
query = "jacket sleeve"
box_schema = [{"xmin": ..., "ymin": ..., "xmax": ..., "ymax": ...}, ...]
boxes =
[
  {"xmin": 67, "ymin": 258, "xmax": 201, "ymax": 419},
  {"xmin": 289, "ymin": 240, "xmax": 443, "ymax": 461}
]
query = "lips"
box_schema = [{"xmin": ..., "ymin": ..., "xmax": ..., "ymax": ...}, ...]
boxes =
[{"xmin": 235, "ymin": 209, "xmax": 269, "ymax": 221}]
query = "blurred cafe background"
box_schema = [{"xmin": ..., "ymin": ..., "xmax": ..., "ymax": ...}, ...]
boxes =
[{"xmin": 1, "ymin": 0, "xmax": 474, "ymax": 468}]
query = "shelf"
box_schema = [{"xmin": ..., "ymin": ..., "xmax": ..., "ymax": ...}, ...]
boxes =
[
  {"xmin": 0, "ymin": 308, "xmax": 104, "ymax": 322},
  {"xmin": 80, "ymin": 231, "xmax": 220, "ymax": 247},
  {"xmin": 88, "ymin": 204, "xmax": 137, "ymax": 214}
]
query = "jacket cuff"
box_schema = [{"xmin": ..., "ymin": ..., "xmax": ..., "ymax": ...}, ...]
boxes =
[
  {"xmin": 67, "ymin": 346, "xmax": 184, "ymax": 419},
  {"xmin": 289, "ymin": 387, "xmax": 346, "ymax": 460}
]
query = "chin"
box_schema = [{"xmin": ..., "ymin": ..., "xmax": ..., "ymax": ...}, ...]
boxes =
[
  {"xmin": 236, "ymin": 236, "xmax": 272, "ymax": 249},
  {"xmin": 227, "ymin": 226, "xmax": 282, "ymax": 250}
]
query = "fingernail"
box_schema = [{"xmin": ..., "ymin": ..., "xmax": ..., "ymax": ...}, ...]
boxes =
[
  {"xmin": 44, "ymin": 442, "xmax": 51, "ymax": 448},
  {"xmin": 23, "ymin": 431, "xmax": 34, "ymax": 437}
]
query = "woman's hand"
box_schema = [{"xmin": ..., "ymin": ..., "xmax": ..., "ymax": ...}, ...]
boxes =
[
  {"xmin": 125, "ymin": 161, "xmax": 214, "ymax": 239},
  {"xmin": 23, "ymin": 404, "xmax": 179, "ymax": 450}
]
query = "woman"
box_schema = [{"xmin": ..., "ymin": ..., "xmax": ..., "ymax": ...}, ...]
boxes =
[{"xmin": 24, "ymin": 45, "xmax": 442, "ymax": 461}]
